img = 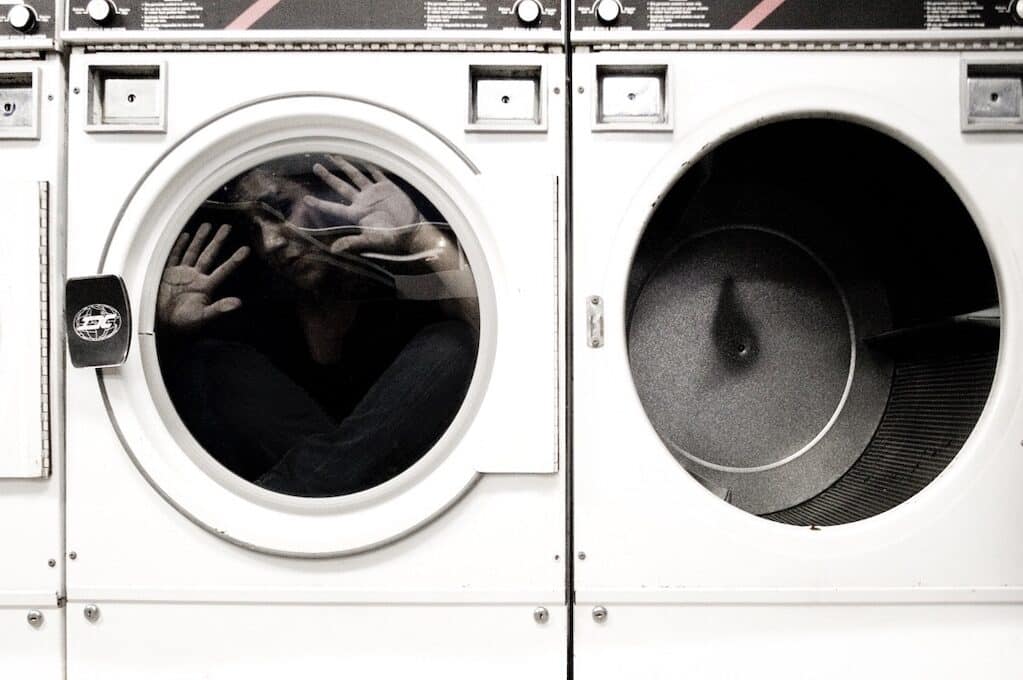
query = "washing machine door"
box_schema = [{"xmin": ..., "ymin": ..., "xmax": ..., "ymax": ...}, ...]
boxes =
[{"xmin": 78, "ymin": 95, "xmax": 530, "ymax": 557}]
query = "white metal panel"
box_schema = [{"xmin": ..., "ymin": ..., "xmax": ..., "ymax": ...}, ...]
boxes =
[
  {"xmin": 574, "ymin": 604, "xmax": 1023, "ymax": 679},
  {"xmin": 0, "ymin": 606, "xmax": 63, "ymax": 680},
  {"xmin": 0, "ymin": 54, "xmax": 64, "ymax": 605},
  {"xmin": 65, "ymin": 50, "xmax": 564, "ymax": 600},
  {"xmin": 68, "ymin": 602, "xmax": 566, "ymax": 679},
  {"xmin": 0, "ymin": 180, "xmax": 46, "ymax": 478},
  {"xmin": 571, "ymin": 50, "xmax": 1023, "ymax": 597}
]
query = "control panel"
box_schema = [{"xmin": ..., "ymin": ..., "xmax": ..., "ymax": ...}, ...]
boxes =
[
  {"xmin": 66, "ymin": 0, "xmax": 562, "ymax": 32},
  {"xmin": 0, "ymin": 1, "xmax": 56, "ymax": 41},
  {"xmin": 574, "ymin": 0, "xmax": 1023, "ymax": 32}
]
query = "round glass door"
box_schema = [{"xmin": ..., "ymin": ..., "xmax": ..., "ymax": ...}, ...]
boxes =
[{"xmin": 155, "ymin": 152, "xmax": 480, "ymax": 498}]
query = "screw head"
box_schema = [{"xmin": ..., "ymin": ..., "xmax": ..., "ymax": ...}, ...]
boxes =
[
  {"xmin": 68, "ymin": 551, "xmax": 77, "ymax": 560},
  {"xmin": 83, "ymin": 604, "xmax": 100, "ymax": 623},
  {"xmin": 577, "ymin": 86, "xmax": 585, "ymax": 94},
  {"xmin": 533, "ymin": 606, "xmax": 550, "ymax": 624},
  {"xmin": 27, "ymin": 610, "xmax": 43, "ymax": 628},
  {"xmin": 47, "ymin": 559, "xmax": 56, "ymax": 567},
  {"xmin": 578, "ymin": 551, "xmax": 586, "ymax": 560},
  {"xmin": 72, "ymin": 87, "xmax": 80, "ymax": 95},
  {"xmin": 592, "ymin": 605, "xmax": 608, "ymax": 623}
]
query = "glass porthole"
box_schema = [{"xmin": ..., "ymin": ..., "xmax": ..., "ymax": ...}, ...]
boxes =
[{"xmin": 155, "ymin": 153, "xmax": 480, "ymax": 498}]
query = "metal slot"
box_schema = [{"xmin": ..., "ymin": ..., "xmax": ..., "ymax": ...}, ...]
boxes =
[
  {"xmin": 0, "ymin": 71, "xmax": 39, "ymax": 139},
  {"xmin": 962, "ymin": 61, "xmax": 1023, "ymax": 132},
  {"xmin": 595, "ymin": 65, "xmax": 670, "ymax": 131},
  {"xmin": 467, "ymin": 65, "xmax": 545, "ymax": 132},
  {"xmin": 87, "ymin": 63, "xmax": 166, "ymax": 132}
]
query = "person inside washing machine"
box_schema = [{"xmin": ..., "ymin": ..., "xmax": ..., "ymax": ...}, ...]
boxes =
[{"xmin": 155, "ymin": 153, "xmax": 480, "ymax": 498}]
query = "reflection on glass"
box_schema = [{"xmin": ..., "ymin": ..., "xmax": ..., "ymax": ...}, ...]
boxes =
[{"xmin": 156, "ymin": 154, "xmax": 479, "ymax": 498}]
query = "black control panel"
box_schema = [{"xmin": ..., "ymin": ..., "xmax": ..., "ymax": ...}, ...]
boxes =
[
  {"xmin": 574, "ymin": 0, "xmax": 1023, "ymax": 32},
  {"xmin": 0, "ymin": 1, "xmax": 57, "ymax": 41},
  {"xmin": 67, "ymin": 0, "xmax": 562, "ymax": 32}
]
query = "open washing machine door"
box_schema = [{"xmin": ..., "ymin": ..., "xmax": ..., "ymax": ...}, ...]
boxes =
[
  {"xmin": 69, "ymin": 95, "xmax": 540, "ymax": 557},
  {"xmin": 622, "ymin": 119, "xmax": 1001, "ymax": 523}
]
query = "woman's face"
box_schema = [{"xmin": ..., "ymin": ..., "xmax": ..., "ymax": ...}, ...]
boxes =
[{"xmin": 238, "ymin": 167, "xmax": 338, "ymax": 291}]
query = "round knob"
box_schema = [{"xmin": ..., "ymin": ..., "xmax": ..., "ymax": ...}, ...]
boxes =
[
  {"xmin": 516, "ymin": 0, "xmax": 543, "ymax": 25},
  {"xmin": 595, "ymin": 0, "xmax": 622, "ymax": 25},
  {"xmin": 86, "ymin": 0, "xmax": 115, "ymax": 24},
  {"xmin": 1013, "ymin": 0, "xmax": 1023, "ymax": 23},
  {"xmin": 7, "ymin": 4, "xmax": 38, "ymax": 33}
]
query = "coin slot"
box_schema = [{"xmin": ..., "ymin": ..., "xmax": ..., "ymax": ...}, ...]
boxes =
[
  {"xmin": 962, "ymin": 61, "xmax": 1023, "ymax": 131},
  {"xmin": 0, "ymin": 71, "xmax": 38, "ymax": 138},
  {"xmin": 467, "ymin": 65, "xmax": 546, "ymax": 132},
  {"xmin": 595, "ymin": 64, "xmax": 670, "ymax": 131},
  {"xmin": 86, "ymin": 63, "xmax": 167, "ymax": 133}
]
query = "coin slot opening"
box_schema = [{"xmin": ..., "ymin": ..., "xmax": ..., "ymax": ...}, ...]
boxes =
[
  {"xmin": 86, "ymin": 63, "xmax": 167, "ymax": 132},
  {"xmin": 962, "ymin": 61, "xmax": 1023, "ymax": 131},
  {"xmin": 0, "ymin": 71, "xmax": 37, "ymax": 137},
  {"xmin": 467, "ymin": 65, "xmax": 545, "ymax": 132},
  {"xmin": 596, "ymin": 64, "xmax": 669, "ymax": 130}
]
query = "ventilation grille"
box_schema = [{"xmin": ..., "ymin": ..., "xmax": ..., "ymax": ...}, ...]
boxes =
[{"xmin": 765, "ymin": 347, "xmax": 997, "ymax": 526}]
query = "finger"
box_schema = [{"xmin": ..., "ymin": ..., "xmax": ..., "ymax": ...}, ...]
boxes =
[
  {"xmin": 206, "ymin": 245, "xmax": 250, "ymax": 289},
  {"xmin": 303, "ymin": 195, "xmax": 362, "ymax": 222},
  {"xmin": 328, "ymin": 155, "xmax": 371, "ymax": 189},
  {"xmin": 195, "ymin": 223, "xmax": 232, "ymax": 273},
  {"xmin": 181, "ymin": 223, "xmax": 212, "ymax": 267},
  {"xmin": 364, "ymin": 163, "xmax": 388, "ymax": 184},
  {"xmin": 329, "ymin": 233, "xmax": 379, "ymax": 255},
  {"xmin": 166, "ymin": 232, "xmax": 190, "ymax": 267},
  {"xmin": 312, "ymin": 163, "xmax": 357, "ymax": 200},
  {"xmin": 204, "ymin": 297, "xmax": 242, "ymax": 320}
]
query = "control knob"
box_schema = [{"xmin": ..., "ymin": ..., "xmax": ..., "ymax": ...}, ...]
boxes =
[
  {"xmin": 595, "ymin": 0, "xmax": 622, "ymax": 25},
  {"xmin": 86, "ymin": 0, "xmax": 116, "ymax": 25},
  {"xmin": 7, "ymin": 4, "xmax": 38, "ymax": 33},
  {"xmin": 516, "ymin": 0, "xmax": 543, "ymax": 25},
  {"xmin": 1012, "ymin": 0, "xmax": 1023, "ymax": 24}
]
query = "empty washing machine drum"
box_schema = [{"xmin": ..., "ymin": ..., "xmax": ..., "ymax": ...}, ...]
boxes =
[{"xmin": 626, "ymin": 120, "xmax": 999, "ymax": 525}]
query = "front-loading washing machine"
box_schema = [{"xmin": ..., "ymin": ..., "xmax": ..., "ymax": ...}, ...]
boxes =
[
  {"xmin": 571, "ymin": 1, "xmax": 1023, "ymax": 677},
  {"xmin": 0, "ymin": 2, "xmax": 65, "ymax": 678},
  {"xmin": 62, "ymin": 2, "xmax": 567, "ymax": 676}
]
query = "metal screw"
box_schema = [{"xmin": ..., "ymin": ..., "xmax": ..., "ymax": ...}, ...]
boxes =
[
  {"xmin": 553, "ymin": 86, "xmax": 561, "ymax": 95},
  {"xmin": 592, "ymin": 606, "xmax": 608, "ymax": 623},
  {"xmin": 68, "ymin": 551, "xmax": 77, "ymax": 560},
  {"xmin": 47, "ymin": 559, "xmax": 56, "ymax": 567},
  {"xmin": 83, "ymin": 604, "xmax": 100, "ymax": 623},
  {"xmin": 73, "ymin": 87, "xmax": 80, "ymax": 95},
  {"xmin": 47, "ymin": 94, "xmax": 54, "ymax": 101},
  {"xmin": 577, "ymin": 86, "xmax": 585, "ymax": 94},
  {"xmin": 533, "ymin": 607, "xmax": 549, "ymax": 624},
  {"xmin": 27, "ymin": 610, "xmax": 43, "ymax": 628},
  {"xmin": 577, "ymin": 551, "xmax": 586, "ymax": 560}
]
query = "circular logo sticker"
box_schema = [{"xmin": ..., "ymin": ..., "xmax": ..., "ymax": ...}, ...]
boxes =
[{"xmin": 73, "ymin": 304, "xmax": 122, "ymax": 342}]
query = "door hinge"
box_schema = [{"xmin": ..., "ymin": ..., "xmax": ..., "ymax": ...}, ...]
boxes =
[{"xmin": 587, "ymin": 295, "xmax": 604, "ymax": 348}]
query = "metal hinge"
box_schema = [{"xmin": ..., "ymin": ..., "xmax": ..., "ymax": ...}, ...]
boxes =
[
  {"xmin": 586, "ymin": 295, "xmax": 604, "ymax": 348},
  {"xmin": 38, "ymin": 181, "xmax": 50, "ymax": 478}
]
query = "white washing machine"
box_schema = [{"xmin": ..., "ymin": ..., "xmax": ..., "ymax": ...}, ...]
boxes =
[
  {"xmin": 571, "ymin": 1, "xmax": 1023, "ymax": 677},
  {"xmin": 62, "ymin": 2, "xmax": 567, "ymax": 677},
  {"xmin": 0, "ymin": 2, "xmax": 65, "ymax": 678}
]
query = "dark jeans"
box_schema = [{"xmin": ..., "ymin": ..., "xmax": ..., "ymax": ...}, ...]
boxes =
[{"xmin": 171, "ymin": 321, "xmax": 476, "ymax": 497}]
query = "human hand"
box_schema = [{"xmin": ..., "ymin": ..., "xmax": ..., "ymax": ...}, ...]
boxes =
[
  {"xmin": 303, "ymin": 156, "xmax": 424, "ymax": 255},
  {"xmin": 157, "ymin": 223, "xmax": 250, "ymax": 334}
]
